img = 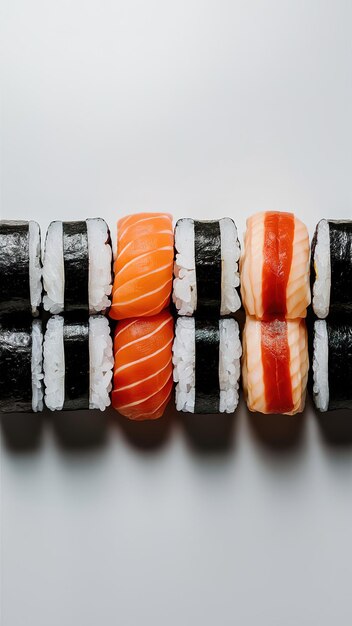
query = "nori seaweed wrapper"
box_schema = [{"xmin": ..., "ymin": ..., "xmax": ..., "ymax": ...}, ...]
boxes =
[
  {"xmin": 328, "ymin": 220, "xmax": 352, "ymax": 314},
  {"xmin": 194, "ymin": 319, "xmax": 220, "ymax": 414},
  {"xmin": 63, "ymin": 221, "xmax": 89, "ymax": 312},
  {"xmin": 194, "ymin": 220, "xmax": 221, "ymax": 317},
  {"xmin": 63, "ymin": 317, "xmax": 90, "ymax": 410},
  {"xmin": 327, "ymin": 320, "xmax": 352, "ymax": 411},
  {"xmin": 0, "ymin": 221, "xmax": 31, "ymax": 315},
  {"xmin": 0, "ymin": 319, "xmax": 32, "ymax": 413}
]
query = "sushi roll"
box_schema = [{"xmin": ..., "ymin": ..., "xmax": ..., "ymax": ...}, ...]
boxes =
[
  {"xmin": 311, "ymin": 219, "xmax": 352, "ymax": 318},
  {"xmin": 110, "ymin": 213, "xmax": 174, "ymax": 320},
  {"xmin": 0, "ymin": 319, "xmax": 43, "ymax": 413},
  {"xmin": 173, "ymin": 317, "xmax": 241, "ymax": 414},
  {"xmin": 313, "ymin": 319, "xmax": 352, "ymax": 411},
  {"xmin": 240, "ymin": 211, "xmax": 310, "ymax": 319},
  {"xmin": 43, "ymin": 218, "xmax": 112, "ymax": 314},
  {"xmin": 242, "ymin": 316, "xmax": 308, "ymax": 415},
  {"xmin": 44, "ymin": 315, "xmax": 113, "ymax": 411},
  {"xmin": 0, "ymin": 220, "xmax": 42, "ymax": 316},
  {"xmin": 173, "ymin": 218, "xmax": 241, "ymax": 316},
  {"xmin": 112, "ymin": 311, "xmax": 174, "ymax": 420}
]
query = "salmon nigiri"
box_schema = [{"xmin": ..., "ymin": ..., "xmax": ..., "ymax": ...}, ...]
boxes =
[
  {"xmin": 112, "ymin": 310, "xmax": 174, "ymax": 420},
  {"xmin": 240, "ymin": 211, "xmax": 310, "ymax": 320},
  {"xmin": 110, "ymin": 212, "xmax": 174, "ymax": 320},
  {"xmin": 242, "ymin": 316, "xmax": 308, "ymax": 415}
]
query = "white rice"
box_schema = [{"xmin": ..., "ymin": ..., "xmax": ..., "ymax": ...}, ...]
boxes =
[
  {"xmin": 43, "ymin": 219, "xmax": 112, "ymax": 314},
  {"xmin": 312, "ymin": 320, "xmax": 329, "ymax": 412},
  {"xmin": 219, "ymin": 318, "xmax": 242, "ymax": 413},
  {"xmin": 89, "ymin": 316, "xmax": 114, "ymax": 410},
  {"xmin": 312, "ymin": 219, "xmax": 331, "ymax": 319},
  {"xmin": 219, "ymin": 218, "xmax": 241, "ymax": 315},
  {"xmin": 173, "ymin": 219, "xmax": 197, "ymax": 316},
  {"xmin": 173, "ymin": 218, "xmax": 241, "ymax": 316},
  {"xmin": 31, "ymin": 320, "xmax": 44, "ymax": 412},
  {"xmin": 29, "ymin": 221, "xmax": 42, "ymax": 316},
  {"xmin": 43, "ymin": 221, "xmax": 64, "ymax": 313},
  {"xmin": 44, "ymin": 315, "xmax": 65, "ymax": 410},
  {"xmin": 87, "ymin": 218, "xmax": 112, "ymax": 314},
  {"xmin": 44, "ymin": 315, "xmax": 113, "ymax": 411},
  {"xmin": 172, "ymin": 317, "xmax": 196, "ymax": 411},
  {"xmin": 172, "ymin": 317, "xmax": 241, "ymax": 413}
]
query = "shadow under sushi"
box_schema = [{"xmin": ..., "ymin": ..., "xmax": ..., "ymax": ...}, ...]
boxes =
[
  {"xmin": 0, "ymin": 412, "xmax": 44, "ymax": 452},
  {"xmin": 51, "ymin": 409, "xmax": 108, "ymax": 450},
  {"xmin": 314, "ymin": 408, "xmax": 352, "ymax": 446},
  {"xmin": 246, "ymin": 408, "xmax": 306, "ymax": 452},
  {"xmin": 181, "ymin": 411, "xmax": 237, "ymax": 453},
  {"xmin": 114, "ymin": 403, "xmax": 174, "ymax": 451}
]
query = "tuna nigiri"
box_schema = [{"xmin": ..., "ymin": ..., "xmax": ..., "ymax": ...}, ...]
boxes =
[
  {"xmin": 110, "ymin": 212, "xmax": 174, "ymax": 320},
  {"xmin": 240, "ymin": 211, "xmax": 310, "ymax": 320},
  {"xmin": 242, "ymin": 316, "xmax": 308, "ymax": 415},
  {"xmin": 112, "ymin": 310, "xmax": 174, "ymax": 420}
]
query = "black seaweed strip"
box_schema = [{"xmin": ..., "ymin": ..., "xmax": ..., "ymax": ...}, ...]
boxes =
[
  {"xmin": 63, "ymin": 222, "xmax": 89, "ymax": 311},
  {"xmin": 194, "ymin": 221, "xmax": 221, "ymax": 316},
  {"xmin": 0, "ymin": 322, "xmax": 32, "ymax": 413},
  {"xmin": 194, "ymin": 319, "xmax": 220, "ymax": 414},
  {"xmin": 327, "ymin": 320, "xmax": 352, "ymax": 410},
  {"xmin": 310, "ymin": 223, "xmax": 318, "ymax": 302},
  {"xmin": 0, "ymin": 222, "xmax": 30, "ymax": 314},
  {"xmin": 329, "ymin": 220, "xmax": 352, "ymax": 313},
  {"xmin": 63, "ymin": 319, "xmax": 90, "ymax": 410}
]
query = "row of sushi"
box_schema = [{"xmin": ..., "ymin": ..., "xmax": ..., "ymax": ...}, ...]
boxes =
[
  {"xmin": 1, "ymin": 211, "xmax": 352, "ymax": 420},
  {"xmin": 1, "ymin": 213, "xmax": 352, "ymax": 319},
  {"xmin": 0, "ymin": 311, "xmax": 349, "ymax": 416}
]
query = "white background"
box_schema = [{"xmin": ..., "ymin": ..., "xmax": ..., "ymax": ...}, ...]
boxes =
[{"xmin": 1, "ymin": 1, "xmax": 352, "ymax": 625}]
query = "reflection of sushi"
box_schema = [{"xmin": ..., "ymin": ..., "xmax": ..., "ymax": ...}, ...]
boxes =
[
  {"xmin": 44, "ymin": 315, "xmax": 113, "ymax": 411},
  {"xmin": 242, "ymin": 317, "xmax": 308, "ymax": 415},
  {"xmin": 0, "ymin": 220, "xmax": 42, "ymax": 316},
  {"xmin": 313, "ymin": 320, "xmax": 352, "ymax": 411},
  {"xmin": 173, "ymin": 218, "xmax": 241, "ymax": 317},
  {"xmin": 112, "ymin": 311, "xmax": 173, "ymax": 420},
  {"xmin": 240, "ymin": 211, "xmax": 310, "ymax": 320},
  {"xmin": 110, "ymin": 213, "xmax": 174, "ymax": 320},
  {"xmin": 0, "ymin": 319, "xmax": 43, "ymax": 413},
  {"xmin": 43, "ymin": 219, "xmax": 112, "ymax": 314},
  {"xmin": 311, "ymin": 219, "xmax": 352, "ymax": 318},
  {"xmin": 173, "ymin": 317, "xmax": 241, "ymax": 414}
]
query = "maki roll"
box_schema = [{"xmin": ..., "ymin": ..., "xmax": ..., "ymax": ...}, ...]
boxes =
[
  {"xmin": 173, "ymin": 318, "xmax": 241, "ymax": 414},
  {"xmin": 43, "ymin": 218, "xmax": 112, "ymax": 314},
  {"xmin": 173, "ymin": 218, "xmax": 241, "ymax": 316},
  {"xmin": 44, "ymin": 315, "xmax": 113, "ymax": 411},
  {"xmin": 313, "ymin": 320, "xmax": 352, "ymax": 411},
  {"xmin": 311, "ymin": 219, "xmax": 352, "ymax": 318},
  {"xmin": 0, "ymin": 319, "xmax": 43, "ymax": 413},
  {"xmin": 240, "ymin": 211, "xmax": 310, "ymax": 319},
  {"xmin": 0, "ymin": 220, "xmax": 42, "ymax": 316},
  {"xmin": 112, "ymin": 311, "xmax": 174, "ymax": 420},
  {"xmin": 110, "ymin": 213, "xmax": 174, "ymax": 320},
  {"xmin": 242, "ymin": 317, "xmax": 308, "ymax": 415}
]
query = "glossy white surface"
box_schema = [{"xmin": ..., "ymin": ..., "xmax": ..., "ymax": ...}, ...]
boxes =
[{"xmin": 1, "ymin": 1, "xmax": 352, "ymax": 624}]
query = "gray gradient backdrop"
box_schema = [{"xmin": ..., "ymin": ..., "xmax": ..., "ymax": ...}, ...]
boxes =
[{"xmin": 1, "ymin": 1, "xmax": 352, "ymax": 625}]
